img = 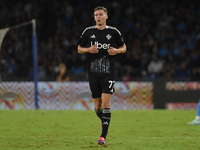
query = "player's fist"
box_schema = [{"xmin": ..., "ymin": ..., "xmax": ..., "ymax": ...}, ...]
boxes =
[
  {"xmin": 107, "ymin": 47, "xmax": 118, "ymax": 55},
  {"xmin": 88, "ymin": 44, "xmax": 99, "ymax": 53}
]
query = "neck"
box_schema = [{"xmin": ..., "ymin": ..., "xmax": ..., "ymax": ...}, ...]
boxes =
[{"xmin": 96, "ymin": 24, "xmax": 106, "ymax": 30}]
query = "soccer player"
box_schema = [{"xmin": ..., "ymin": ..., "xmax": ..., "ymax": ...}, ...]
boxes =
[
  {"xmin": 77, "ymin": 6, "xmax": 126, "ymax": 145},
  {"xmin": 187, "ymin": 100, "xmax": 200, "ymax": 125}
]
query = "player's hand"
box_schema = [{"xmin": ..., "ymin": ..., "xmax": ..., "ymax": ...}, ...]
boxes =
[
  {"xmin": 107, "ymin": 47, "xmax": 119, "ymax": 55},
  {"xmin": 87, "ymin": 44, "xmax": 99, "ymax": 53}
]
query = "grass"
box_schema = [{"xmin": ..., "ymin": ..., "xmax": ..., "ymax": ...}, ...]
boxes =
[{"xmin": 0, "ymin": 110, "xmax": 199, "ymax": 150}]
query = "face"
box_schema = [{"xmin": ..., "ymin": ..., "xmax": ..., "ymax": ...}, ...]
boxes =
[{"xmin": 94, "ymin": 9, "xmax": 108, "ymax": 26}]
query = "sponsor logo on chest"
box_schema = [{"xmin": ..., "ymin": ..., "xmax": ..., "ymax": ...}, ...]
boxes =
[{"xmin": 91, "ymin": 41, "xmax": 110, "ymax": 49}]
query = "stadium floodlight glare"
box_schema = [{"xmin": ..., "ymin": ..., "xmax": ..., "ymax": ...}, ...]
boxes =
[{"xmin": 0, "ymin": 19, "xmax": 39, "ymax": 109}]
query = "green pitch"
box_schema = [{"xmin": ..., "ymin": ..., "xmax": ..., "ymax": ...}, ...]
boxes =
[{"xmin": 0, "ymin": 110, "xmax": 199, "ymax": 150}]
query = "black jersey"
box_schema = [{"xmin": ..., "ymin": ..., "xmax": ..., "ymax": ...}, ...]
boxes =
[{"xmin": 77, "ymin": 25, "xmax": 124, "ymax": 74}]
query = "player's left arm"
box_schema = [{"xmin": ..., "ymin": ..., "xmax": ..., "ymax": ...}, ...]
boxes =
[
  {"xmin": 107, "ymin": 28, "xmax": 126, "ymax": 55},
  {"xmin": 107, "ymin": 44, "xmax": 126, "ymax": 55}
]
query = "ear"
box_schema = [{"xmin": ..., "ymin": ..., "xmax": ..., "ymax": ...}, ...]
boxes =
[{"xmin": 106, "ymin": 15, "xmax": 108, "ymax": 19}]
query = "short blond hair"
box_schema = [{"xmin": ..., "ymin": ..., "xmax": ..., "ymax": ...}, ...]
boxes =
[{"xmin": 94, "ymin": 6, "xmax": 107, "ymax": 14}]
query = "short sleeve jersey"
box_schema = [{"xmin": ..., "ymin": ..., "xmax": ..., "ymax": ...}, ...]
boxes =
[{"xmin": 77, "ymin": 25, "xmax": 124, "ymax": 74}]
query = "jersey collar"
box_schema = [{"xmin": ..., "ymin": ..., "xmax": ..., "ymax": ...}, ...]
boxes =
[{"xmin": 95, "ymin": 25, "xmax": 108, "ymax": 30}]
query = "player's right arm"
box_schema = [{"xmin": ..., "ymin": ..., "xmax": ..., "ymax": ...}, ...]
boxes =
[
  {"xmin": 77, "ymin": 27, "xmax": 99, "ymax": 54},
  {"xmin": 78, "ymin": 44, "xmax": 99, "ymax": 54}
]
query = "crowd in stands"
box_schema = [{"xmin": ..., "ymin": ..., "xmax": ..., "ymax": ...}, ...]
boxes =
[{"xmin": 0, "ymin": 0, "xmax": 200, "ymax": 81}]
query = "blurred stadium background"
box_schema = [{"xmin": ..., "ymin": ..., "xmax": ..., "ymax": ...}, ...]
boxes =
[{"xmin": 0, "ymin": 0, "xmax": 200, "ymax": 110}]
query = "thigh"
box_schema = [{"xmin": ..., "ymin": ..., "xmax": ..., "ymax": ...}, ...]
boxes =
[
  {"xmin": 88, "ymin": 74, "xmax": 101, "ymax": 98},
  {"xmin": 100, "ymin": 73, "xmax": 115, "ymax": 94}
]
